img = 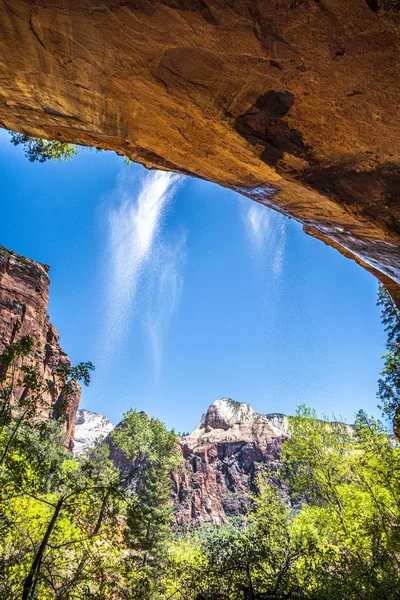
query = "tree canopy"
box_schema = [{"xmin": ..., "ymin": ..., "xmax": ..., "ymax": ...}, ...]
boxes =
[
  {"xmin": 0, "ymin": 337, "xmax": 180, "ymax": 598},
  {"xmin": 377, "ymin": 284, "xmax": 400, "ymax": 437},
  {"xmin": 166, "ymin": 407, "xmax": 400, "ymax": 600},
  {"xmin": 1, "ymin": 287, "xmax": 399, "ymax": 598},
  {"xmin": 9, "ymin": 132, "xmax": 78, "ymax": 163}
]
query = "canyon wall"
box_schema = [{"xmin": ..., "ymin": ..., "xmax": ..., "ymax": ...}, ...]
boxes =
[
  {"xmin": 0, "ymin": 0, "xmax": 399, "ymax": 305},
  {"xmin": 0, "ymin": 245, "xmax": 81, "ymax": 446},
  {"xmin": 172, "ymin": 398, "xmax": 287, "ymax": 525}
]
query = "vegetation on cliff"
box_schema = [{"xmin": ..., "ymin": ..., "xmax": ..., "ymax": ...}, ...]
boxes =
[
  {"xmin": 9, "ymin": 132, "xmax": 78, "ymax": 163},
  {"xmin": 7, "ymin": 130, "xmax": 133, "ymax": 165}
]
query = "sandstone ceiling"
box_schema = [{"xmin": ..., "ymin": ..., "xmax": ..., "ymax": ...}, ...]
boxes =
[{"xmin": 0, "ymin": 0, "xmax": 399, "ymax": 304}]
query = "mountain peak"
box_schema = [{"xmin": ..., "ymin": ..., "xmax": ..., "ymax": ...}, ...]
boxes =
[
  {"xmin": 74, "ymin": 409, "xmax": 114, "ymax": 457},
  {"xmin": 200, "ymin": 398, "xmax": 255, "ymax": 431}
]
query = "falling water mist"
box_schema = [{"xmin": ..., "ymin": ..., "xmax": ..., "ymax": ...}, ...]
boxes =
[
  {"xmin": 240, "ymin": 198, "xmax": 288, "ymax": 335},
  {"xmin": 242, "ymin": 200, "xmax": 287, "ymax": 278},
  {"xmin": 102, "ymin": 169, "xmax": 184, "ymax": 368}
]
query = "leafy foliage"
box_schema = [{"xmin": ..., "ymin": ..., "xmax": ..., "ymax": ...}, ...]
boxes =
[
  {"xmin": 9, "ymin": 132, "xmax": 78, "ymax": 162},
  {"xmin": 8, "ymin": 130, "xmax": 135, "ymax": 165},
  {"xmin": 0, "ymin": 338, "xmax": 179, "ymax": 599},
  {"xmin": 166, "ymin": 408, "xmax": 400, "ymax": 600},
  {"xmin": 2, "ymin": 289, "xmax": 400, "ymax": 598},
  {"xmin": 283, "ymin": 406, "xmax": 400, "ymax": 599},
  {"xmin": 377, "ymin": 284, "xmax": 400, "ymax": 352},
  {"xmin": 377, "ymin": 284, "xmax": 400, "ymax": 437}
]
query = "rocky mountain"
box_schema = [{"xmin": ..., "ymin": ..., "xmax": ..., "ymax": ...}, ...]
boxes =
[
  {"xmin": 0, "ymin": 245, "xmax": 81, "ymax": 448},
  {"xmin": 73, "ymin": 409, "xmax": 114, "ymax": 457},
  {"xmin": 77, "ymin": 398, "xmax": 289, "ymax": 525},
  {"xmin": 172, "ymin": 398, "xmax": 288, "ymax": 525}
]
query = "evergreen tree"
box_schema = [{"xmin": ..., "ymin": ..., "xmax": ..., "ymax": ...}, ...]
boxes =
[{"xmin": 111, "ymin": 410, "xmax": 181, "ymax": 598}]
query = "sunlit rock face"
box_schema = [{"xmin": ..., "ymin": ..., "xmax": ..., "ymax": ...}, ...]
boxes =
[
  {"xmin": 0, "ymin": 1, "xmax": 399, "ymax": 304},
  {"xmin": 172, "ymin": 399, "xmax": 288, "ymax": 525},
  {"xmin": 0, "ymin": 245, "xmax": 81, "ymax": 448},
  {"xmin": 200, "ymin": 398, "xmax": 255, "ymax": 430},
  {"xmin": 93, "ymin": 398, "xmax": 288, "ymax": 525},
  {"xmin": 73, "ymin": 409, "xmax": 114, "ymax": 457}
]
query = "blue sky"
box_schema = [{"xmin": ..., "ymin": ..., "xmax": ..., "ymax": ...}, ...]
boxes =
[{"xmin": 0, "ymin": 129, "xmax": 386, "ymax": 432}]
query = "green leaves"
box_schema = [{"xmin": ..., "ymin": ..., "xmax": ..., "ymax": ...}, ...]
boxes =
[
  {"xmin": 377, "ymin": 284, "xmax": 400, "ymax": 437},
  {"xmin": 378, "ymin": 284, "xmax": 400, "ymax": 352},
  {"xmin": 0, "ymin": 335, "xmax": 33, "ymax": 375},
  {"xmin": 0, "ymin": 340, "xmax": 181, "ymax": 600},
  {"xmin": 8, "ymin": 130, "xmax": 133, "ymax": 166},
  {"xmin": 111, "ymin": 409, "xmax": 180, "ymax": 474},
  {"xmin": 111, "ymin": 409, "xmax": 181, "ymax": 591},
  {"xmin": 9, "ymin": 132, "xmax": 78, "ymax": 162},
  {"xmin": 3, "ymin": 316, "xmax": 400, "ymax": 598},
  {"xmin": 283, "ymin": 409, "xmax": 400, "ymax": 599},
  {"xmin": 169, "ymin": 409, "xmax": 400, "ymax": 600}
]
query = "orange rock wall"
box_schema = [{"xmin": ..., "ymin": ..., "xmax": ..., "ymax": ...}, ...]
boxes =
[
  {"xmin": 0, "ymin": 0, "xmax": 399, "ymax": 303},
  {"xmin": 0, "ymin": 246, "xmax": 80, "ymax": 447}
]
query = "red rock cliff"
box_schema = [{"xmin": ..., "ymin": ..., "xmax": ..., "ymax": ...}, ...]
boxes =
[
  {"xmin": 0, "ymin": 0, "xmax": 399, "ymax": 305},
  {"xmin": 172, "ymin": 398, "xmax": 288, "ymax": 525},
  {"xmin": 0, "ymin": 245, "xmax": 81, "ymax": 446}
]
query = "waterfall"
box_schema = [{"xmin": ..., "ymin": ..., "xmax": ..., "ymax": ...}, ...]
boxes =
[
  {"xmin": 243, "ymin": 201, "xmax": 287, "ymax": 278},
  {"xmin": 104, "ymin": 170, "xmax": 184, "ymax": 354}
]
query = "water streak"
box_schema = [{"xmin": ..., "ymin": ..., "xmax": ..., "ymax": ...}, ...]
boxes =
[
  {"xmin": 104, "ymin": 170, "xmax": 183, "ymax": 355},
  {"xmin": 242, "ymin": 200, "xmax": 287, "ymax": 277},
  {"xmin": 145, "ymin": 233, "xmax": 186, "ymax": 379}
]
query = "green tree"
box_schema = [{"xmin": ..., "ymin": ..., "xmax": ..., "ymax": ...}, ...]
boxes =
[
  {"xmin": 9, "ymin": 132, "xmax": 78, "ymax": 162},
  {"xmin": 283, "ymin": 406, "xmax": 400, "ymax": 599},
  {"xmin": 377, "ymin": 283, "xmax": 400, "ymax": 437},
  {"xmin": 166, "ymin": 407, "xmax": 400, "ymax": 600},
  {"xmin": 7, "ymin": 130, "xmax": 135, "ymax": 165},
  {"xmin": 0, "ymin": 338, "xmax": 181, "ymax": 599},
  {"xmin": 0, "ymin": 335, "xmax": 94, "ymax": 469},
  {"xmin": 0, "ymin": 337, "xmax": 124, "ymax": 599},
  {"xmin": 166, "ymin": 472, "xmax": 307, "ymax": 600},
  {"xmin": 19, "ymin": 444, "xmax": 123, "ymax": 599},
  {"xmin": 111, "ymin": 410, "xmax": 181, "ymax": 598}
]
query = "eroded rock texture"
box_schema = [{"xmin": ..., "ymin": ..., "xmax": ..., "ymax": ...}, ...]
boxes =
[
  {"xmin": 172, "ymin": 398, "xmax": 288, "ymax": 525},
  {"xmin": 0, "ymin": 245, "xmax": 81, "ymax": 446},
  {"xmin": 0, "ymin": 0, "xmax": 399, "ymax": 303}
]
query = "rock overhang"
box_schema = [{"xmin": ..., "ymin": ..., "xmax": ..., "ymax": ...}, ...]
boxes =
[{"xmin": 0, "ymin": 0, "xmax": 399, "ymax": 306}]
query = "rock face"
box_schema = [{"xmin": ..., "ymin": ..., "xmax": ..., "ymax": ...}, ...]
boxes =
[
  {"xmin": 0, "ymin": 0, "xmax": 399, "ymax": 305},
  {"xmin": 0, "ymin": 245, "xmax": 81, "ymax": 447},
  {"xmin": 172, "ymin": 398, "xmax": 288, "ymax": 525},
  {"xmin": 74, "ymin": 409, "xmax": 114, "ymax": 457}
]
